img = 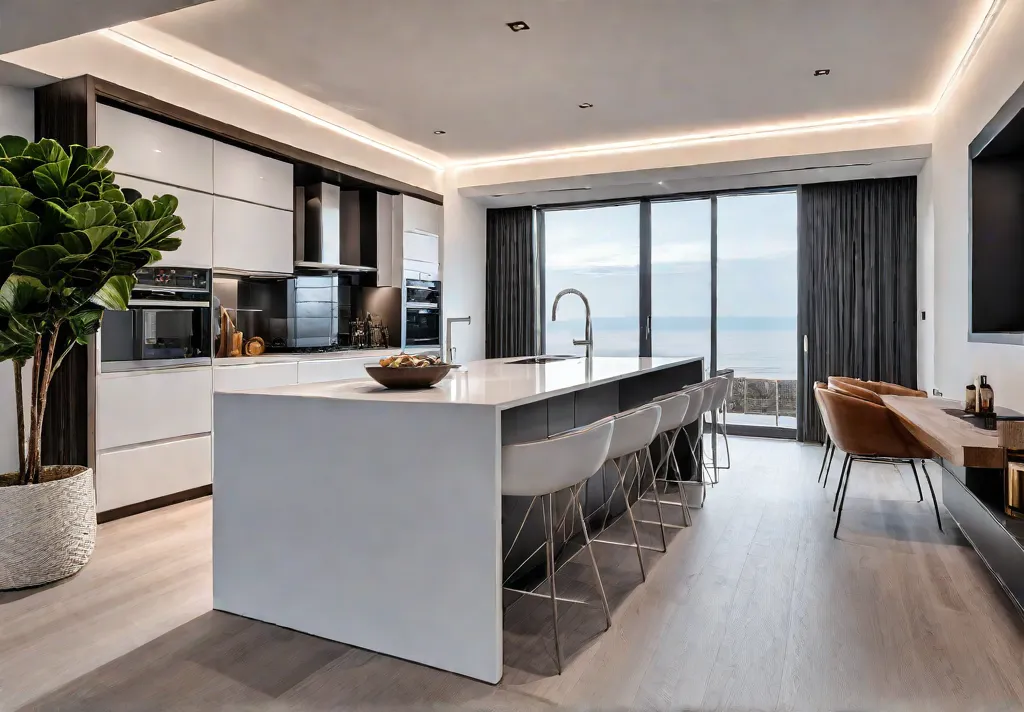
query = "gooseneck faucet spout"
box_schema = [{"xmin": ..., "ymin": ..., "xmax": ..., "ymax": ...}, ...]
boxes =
[{"xmin": 551, "ymin": 288, "xmax": 593, "ymax": 360}]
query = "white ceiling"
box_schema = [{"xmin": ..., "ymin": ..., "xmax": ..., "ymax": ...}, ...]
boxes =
[
  {"xmin": 139, "ymin": 0, "xmax": 987, "ymax": 161},
  {"xmin": 0, "ymin": 0, "xmax": 212, "ymax": 54}
]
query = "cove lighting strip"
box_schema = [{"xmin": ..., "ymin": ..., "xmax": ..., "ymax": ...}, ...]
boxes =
[{"xmin": 100, "ymin": 29, "xmax": 444, "ymax": 172}]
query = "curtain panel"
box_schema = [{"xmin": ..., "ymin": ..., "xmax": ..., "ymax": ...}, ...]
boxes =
[
  {"xmin": 797, "ymin": 177, "xmax": 918, "ymax": 442},
  {"xmin": 486, "ymin": 207, "xmax": 536, "ymax": 358}
]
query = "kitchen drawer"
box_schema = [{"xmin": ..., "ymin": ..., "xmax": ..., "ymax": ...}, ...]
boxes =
[
  {"xmin": 213, "ymin": 197, "xmax": 293, "ymax": 275},
  {"xmin": 117, "ymin": 176, "xmax": 213, "ymax": 268},
  {"xmin": 97, "ymin": 368, "xmax": 212, "ymax": 450},
  {"xmin": 403, "ymin": 195, "xmax": 443, "ymax": 238},
  {"xmin": 404, "ymin": 231, "xmax": 439, "ymax": 264},
  {"xmin": 96, "ymin": 435, "xmax": 211, "ymax": 512},
  {"xmin": 297, "ymin": 356, "xmax": 386, "ymax": 384},
  {"xmin": 214, "ymin": 362, "xmax": 299, "ymax": 392},
  {"xmin": 97, "ymin": 104, "xmax": 213, "ymax": 192},
  {"xmin": 213, "ymin": 141, "xmax": 293, "ymax": 210}
]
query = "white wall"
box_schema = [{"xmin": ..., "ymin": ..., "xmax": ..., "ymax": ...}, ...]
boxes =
[
  {"xmin": 441, "ymin": 174, "xmax": 486, "ymax": 362},
  {"xmin": 0, "ymin": 85, "xmax": 34, "ymax": 473},
  {"xmin": 922, "ymin": 0, "xmax": 1024, "ymax": 408}
]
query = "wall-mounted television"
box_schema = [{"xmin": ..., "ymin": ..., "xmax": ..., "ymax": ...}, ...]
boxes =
[{"xmin": 970, "ymin": 81, "xmax": 1024, "ymax": 345}]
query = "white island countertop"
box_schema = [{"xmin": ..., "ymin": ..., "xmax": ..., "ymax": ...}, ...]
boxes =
[{"xmin": 227, "ymin": 355, "xmax": 703, "ymax": 409}]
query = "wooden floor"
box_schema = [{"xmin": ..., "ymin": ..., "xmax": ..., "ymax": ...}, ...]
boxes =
[{"xmin": 3, "ymin": 437, "xmax": 1024, "ymax": 711}]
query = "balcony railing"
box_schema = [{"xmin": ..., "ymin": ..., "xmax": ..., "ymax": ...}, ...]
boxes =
[{"xmin": 727, "ymin": 377, "xmax": 797, "ymax": 426}]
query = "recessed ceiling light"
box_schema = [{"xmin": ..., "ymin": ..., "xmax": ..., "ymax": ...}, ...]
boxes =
[
  {"xmin": 506, "ymin": 21, "xmax": 530, "ymax": 32},
  {"xmin": 433, "ymin": 130, "xmax": 446, "ymax": 135},
  {"xmin": 813, "ymin": 69, "xmax": 831, "ymax": 77},
  {"xmin": 578, "ymin": 102, "xmax": 594, "ymax": 109}
]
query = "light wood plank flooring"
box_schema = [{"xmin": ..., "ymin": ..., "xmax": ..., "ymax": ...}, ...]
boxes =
[{"xmin": 3, "ymin": 437, "xmax": 1023, "ymax": 711}]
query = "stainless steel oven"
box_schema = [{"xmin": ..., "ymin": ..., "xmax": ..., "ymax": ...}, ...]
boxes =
[
  {"xmin": 100, "ymin": 267, "xmax": 212, "ymax": 371},
  {"xmin": 403, "ymin": 271, "xmax": 441, "ymax": 348}
]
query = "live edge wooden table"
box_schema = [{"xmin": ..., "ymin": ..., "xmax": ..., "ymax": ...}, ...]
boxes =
[{"xmin": 883, "ymin": 395, "xmax": 1024, "ymax": 616}]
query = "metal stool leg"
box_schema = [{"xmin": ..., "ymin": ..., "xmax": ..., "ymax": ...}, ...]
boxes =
[
  {"xmin": 544, "ymin": 493, "xmax": 563, "ymax": 674},
  {"xmin": 920, "ymin": 460, "xmax": 943, "ymax": 533},
  {"xmin": 640, "ymin": 446, "xmax": 669, "ymax": 550},
  {"xmin": 611, "ymin": 457, "xmax": 647, "ymax": 580},
  {"xmin": 908, "ymin": 460, "xmax": 924, "ymax": 502},
  {"xmin": 573, "ymin": 485, "xmax": 612, "ymax": 629},
  {"xmin": 833, "ymin": 458, "xmax": 854, "ymax": 539}
]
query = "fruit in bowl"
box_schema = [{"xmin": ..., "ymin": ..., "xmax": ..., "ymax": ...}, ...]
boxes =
[{"xmin": 378, "ymin": 353, "xmax": 444, "ymax": 368}]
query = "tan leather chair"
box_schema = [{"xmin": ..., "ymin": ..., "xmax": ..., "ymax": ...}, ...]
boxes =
[
  {"xmin": 816, "ymin": 387, "xmax": 943, "ymax": 538},
  {"xmin": 828, "ymin": 376, "xmax": 926, "ymax": 404},
  {"xmin": 814, "ymin": 382, "xmax": 839, "ymax": 486}
]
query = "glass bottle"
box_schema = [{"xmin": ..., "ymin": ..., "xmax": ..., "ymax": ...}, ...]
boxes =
[
  {"xmin": 965, "ymin": 383, "xmax": 977, "ymax": 413},
  {"xmin": 979, "ymin": 375, "xmax": 995, "ymax": 414}
]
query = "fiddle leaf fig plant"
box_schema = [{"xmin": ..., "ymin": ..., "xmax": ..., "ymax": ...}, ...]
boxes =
[{"xmin": 0, "ymin": 136, "xmax": 184, "ymax": 485}]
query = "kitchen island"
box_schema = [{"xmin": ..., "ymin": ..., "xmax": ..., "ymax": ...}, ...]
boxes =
[{"xmin": 213, "ymin": 355, "xmax": 703, "ymax": 683}]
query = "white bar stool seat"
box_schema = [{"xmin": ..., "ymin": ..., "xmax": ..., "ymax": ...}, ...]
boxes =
[
  {"xmin": 501, "ymin": 418, "xmax": 615, "ymax": 674},
  {"xmin": 587, "ymin": 403, "xmax": 663, "ymax": 581},
  {"xmin": 635, "ymin": 391, "xmax": 693, "ymax": 531}
]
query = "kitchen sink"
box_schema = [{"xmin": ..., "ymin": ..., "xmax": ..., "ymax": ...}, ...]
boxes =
[{"xmin": 507, "ymin": 355, "xmax": 580, "ymax": 365}]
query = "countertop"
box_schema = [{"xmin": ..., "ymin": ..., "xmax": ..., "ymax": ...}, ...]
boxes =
[{"xmin": 220, "ymin": 356, "xmax": 702, "ymax": 409}]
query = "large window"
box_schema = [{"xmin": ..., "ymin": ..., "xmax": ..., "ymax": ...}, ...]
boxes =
[
  {"xmin": 543, "ymin": 204, "xmax": 640, "ymax": 357},
  {"xmin": 540, "ymin": 189, "xmax": 798, "ymax": 434}
]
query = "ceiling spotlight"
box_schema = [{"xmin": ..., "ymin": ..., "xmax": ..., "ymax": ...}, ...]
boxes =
[
  {"xmin": 578, "ymin": 102, "xmax": 594, "ymax": 109},
  {"xmin": 506, "ymin": 21, "xmax": 530, "ymax": 32},
  {"xmin": 433, "ymin": 130, "xmax": 446, "ymax": 135},
  {"xmin": 813, "ymin": 68, "xmax": 831, "ymax": 77}
]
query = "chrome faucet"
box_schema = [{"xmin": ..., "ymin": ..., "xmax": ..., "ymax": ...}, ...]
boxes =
[
  {"xmin": 445, "ymin": 316, "xmax": 471, "ymax": 363},
  {"xmin": 551, "ymin": 288, "xmax": 593, "ymax": 360}
]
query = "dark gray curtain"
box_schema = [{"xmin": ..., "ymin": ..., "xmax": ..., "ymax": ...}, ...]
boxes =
[
  {"xmin": 797, "ymin": 177, "xmax": 918, "ymax": 442},
  {"xmin": 486, "ymin": 207, "xmax": 536, "ymax": 358}
]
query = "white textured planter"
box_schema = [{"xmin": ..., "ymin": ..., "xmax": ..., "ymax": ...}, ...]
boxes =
[{"xmin": 0, "ymin": 466, "xmax": 96, "ymax": 590}]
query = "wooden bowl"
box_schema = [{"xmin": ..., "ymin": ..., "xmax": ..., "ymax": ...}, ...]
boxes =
[{"xmin": 364, "ymin": 364, "xmax": 455, "ymax": 389}]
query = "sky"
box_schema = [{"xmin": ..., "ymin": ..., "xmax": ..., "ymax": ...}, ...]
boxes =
[{"xmin": 543, "ymin": 191, "xmax": 798, "ymax": 321}]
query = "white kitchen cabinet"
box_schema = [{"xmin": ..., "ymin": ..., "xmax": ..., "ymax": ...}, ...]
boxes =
[
  {"xmin": 118, "ymin": 176, "xmax": 213, "ymax": 268},
  {"xmin": 214, "ymin": 362, "xmax": 299, "ymax": 392},
  {"xmin": 297, "ymin": 356, "xmax": 391, "ymax": 384},
  {"xmin": 96, "ymin": 435, "xmax": 212, "ymax": 512},
  {"xmin": 96, "ymin": 368, "xmax": 212, "ymax": 451},
  {"xmin": 404, "ymin": 231, "xmax": 439, "ymax": 264},
  {"xmin": 403, "ymin": 196, "xmax": 443, "ymax": 238},
  {"xmin": 97, "ymin": 104, "xmax": 213, "ymax": 192},
  {"xmin": 213, "ymin": 197, "xmax": 293, "ymax": 275},
  {"xmin": 213, "ymin": 141, "xmax": 294, "ymax": 210}
]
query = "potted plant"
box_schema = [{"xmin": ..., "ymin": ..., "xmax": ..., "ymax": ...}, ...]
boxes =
[{"xmin": 0, "ymin": 136, "xmax": 183, "ymax": 589}]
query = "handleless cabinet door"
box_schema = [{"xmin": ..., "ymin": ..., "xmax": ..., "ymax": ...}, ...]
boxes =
[
  {"xmin": 214, "ymin": 362, "xmax": 299, "ymax": 392},
  {"xmin": 117, "ymin": 176, "xmax": 213, "ymax": 268},
  {"xmin": 213, "ymin": 197, "xmax": 293, "ymax": 275},
  {"xmin": 96, "ymin": 368, "xmax": 213, "ymax": 451},
  {"xmin": 96, "ymin": 435, "xmax": 212, "ymax": 512},
  {"xmin": 404, "ymin": 231, "xmax": 439, "ymax": 264},
  {"xmin": 403, "ymin": 196, "xmax": 443, "ymax": 238},
  {"xmin": 296, "ymin": 356, "xmax": 395, "ymax": 384},
  {"xmin": 213, "ymin": 141, "xmax": 294, "ymax": 210},
  {"xmin": 97, "ymin": 104, "xmax": 213, "ymax": 192}
]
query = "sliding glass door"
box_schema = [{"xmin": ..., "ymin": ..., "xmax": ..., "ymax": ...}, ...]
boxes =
[
  {"xmin": 540, "ymin": 188, "xmax": 798, "ymax": 435},
  {"xmin": 543, "ymin": 203, "xmax": 640, "ymax": 357}
]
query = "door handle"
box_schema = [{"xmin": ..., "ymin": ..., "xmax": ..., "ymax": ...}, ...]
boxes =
[{"xmin": 646, "ymin": 315, "xmax": 651, "ymax": 339}]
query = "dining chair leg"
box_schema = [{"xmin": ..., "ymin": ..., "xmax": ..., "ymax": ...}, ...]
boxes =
[
  {"xmin": 818, "ymin": 438, "xmax": 832, "ymax": 483},
  {"xmin": 612, "ymin": 458, "xmax": 647, "ymax": 580},
  {"xmin": 574, "ymin": 486, "xmax": 612, "ymax": 629},
  {"xmin": 833, "ymin": 459, "xmax": 855, "ymax": 539},
  {"xmin": 544, "ymin": 493, "xmax": 563, "ymax": 674},
  {"xmin": 920, "ymin": 460, "xmax": 943, "ymax": 533},
  {"xmin": 833, "ymin": 454, "xmax": 851, "ymax": 512},
  {"xmin": 822, "ymin": 445, "xmax": 837, "ymax": 488},
  {"xmin": 908, "ymin": 460, "xmax": 924, "ymax": 502}
]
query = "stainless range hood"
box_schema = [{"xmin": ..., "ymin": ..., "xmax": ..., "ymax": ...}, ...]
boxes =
[{"xmin": 294, "ymin": 183, "xmax": 377, "ymax": 273}]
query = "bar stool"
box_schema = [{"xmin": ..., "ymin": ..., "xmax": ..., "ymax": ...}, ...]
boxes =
[
  {"xmin": 635, "ymin": 391, "xmax": 694, "ymax": 530},
  {"xmin": 500, "ymin": 418, "xmax": 615, "ymax": 674},
  {"xmin": 703, "ymin": 375, "xmax": 731, "ymax": 482},
  {"xmin": 589, "ymin": 403, "xmax": 663, "ymax": 581}
]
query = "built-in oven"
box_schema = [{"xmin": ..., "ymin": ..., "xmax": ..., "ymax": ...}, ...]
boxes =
[
  {"xmin": 99, "ymin": 267, "xmax": 212, "ymax": 372},
  {"xmin": 403, "ymin": 271, "xmax": 441, "ymax": 348}
]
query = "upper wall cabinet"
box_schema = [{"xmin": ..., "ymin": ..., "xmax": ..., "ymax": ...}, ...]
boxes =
[
  {"xmin": 96, "ymin": 104, "xmax": 213, "ymax": 192},
  {"xmin": 403, "ymin": 195, "xmax": 443, "ymax": 238},
  {"xmin": 213, "ymin": 141, "xmax": 293, "ymax": 210},
  {"xmin": 118, "ymin": 176, "xmax": 213, "ymax": 269},
  {"xmin": 404, "ymin": 231, "xmax": 439, "ymax": 265},
  {"xmin": 213, "ymin": 197, "xmax": 293, "ymax": 275}
]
